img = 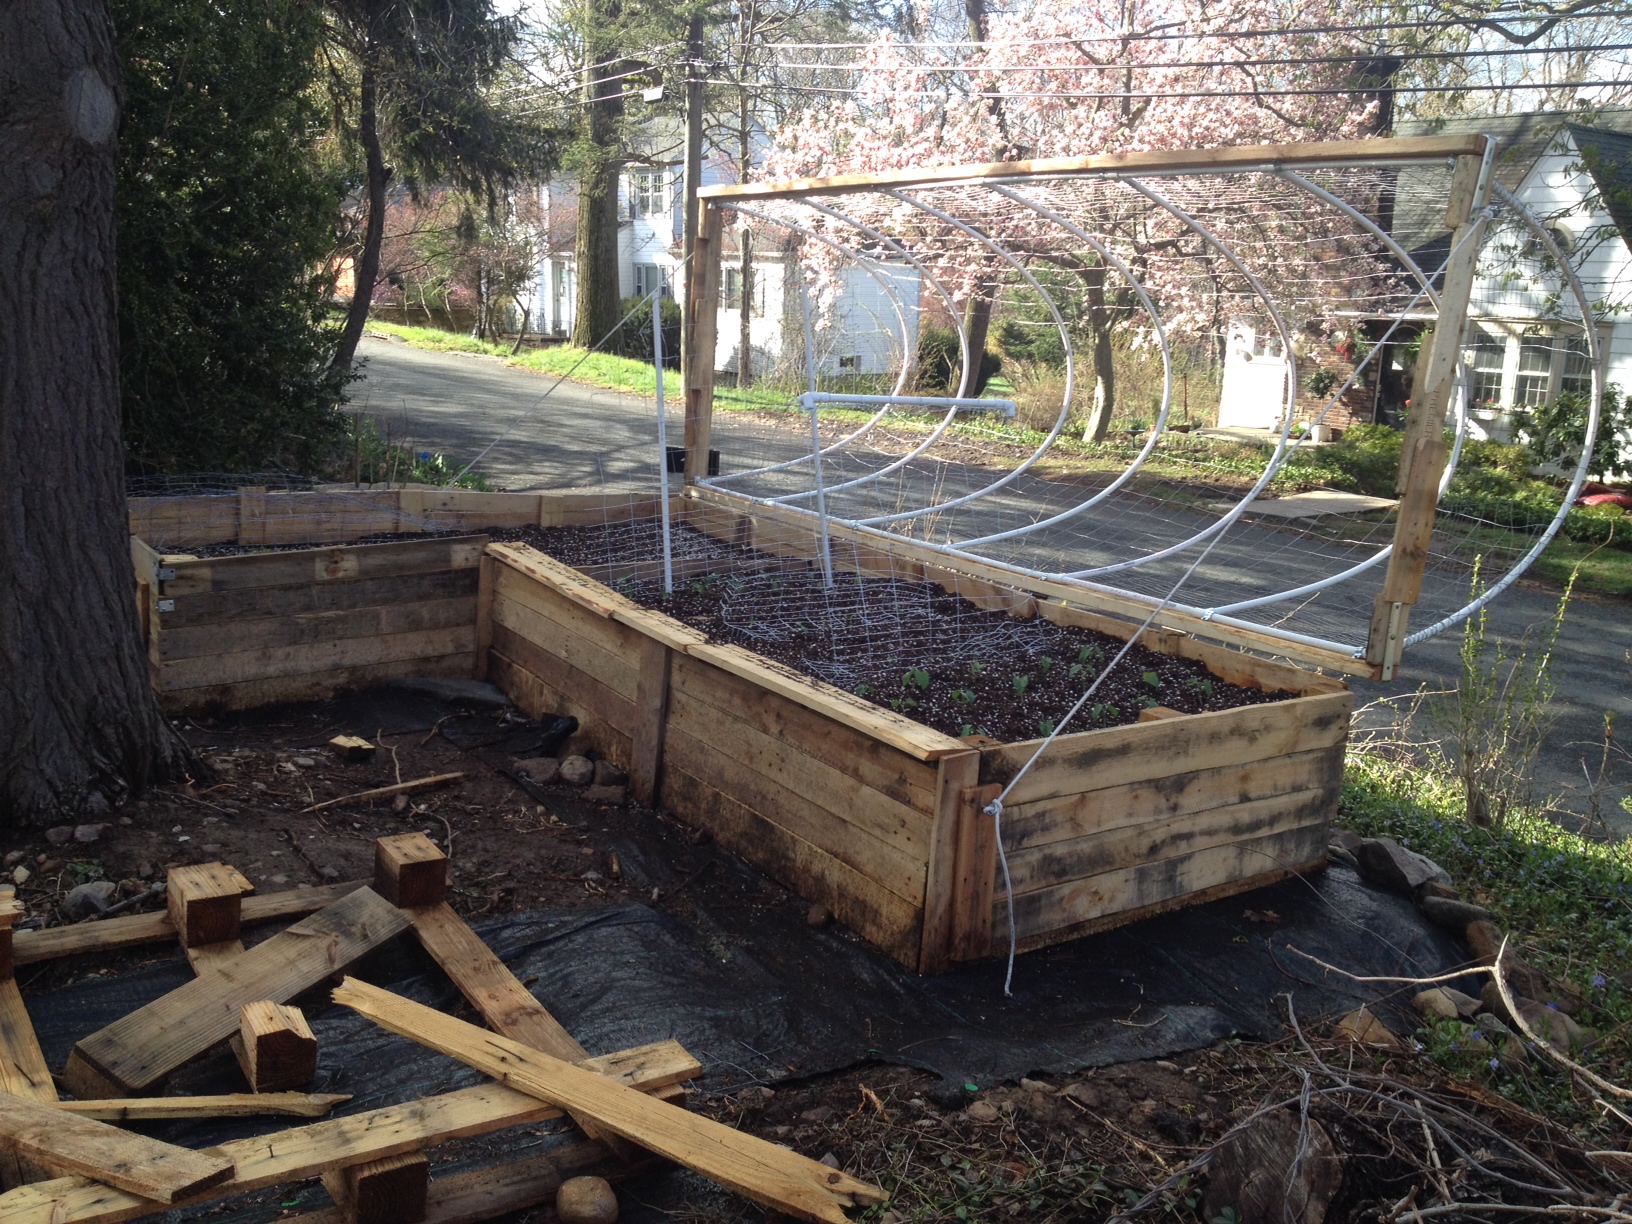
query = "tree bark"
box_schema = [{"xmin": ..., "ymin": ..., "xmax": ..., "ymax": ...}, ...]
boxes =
[
  {"xmin": 571, "ymin": 8, "xmax": 624, "ymax": 350},
  {"xmin": 0, "ymin": 0, "xmax": 190, "ymax": 830},
  {"xmin": 1081, "ymin": 322, "xmax": 1117, "ymax": 443},
  {"xmin": 332, "ymin": 58, "xmax": 387, "ymax": 374},
  {"xmin": 957, "ymin": 292, "xmax": 994, "ymax": 399}
]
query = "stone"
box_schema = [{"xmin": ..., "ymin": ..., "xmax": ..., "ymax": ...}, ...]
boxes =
[
  {"xmin": 1413, "ymin": 988, "xmax": 1463, "ymax": 1021},
  {"xmin": 73, "ymin": 824, "xmax": 106, "ymax": 844},
  {"xmin": 800, "ymin": 1105, "xmax": 836, "ymax": 1124},
  {"xmin": 1465, "ymin": 919, "xmax": 1504, "ymax": 964},
  {"xmin": 1333, "ymin": 1005, "xmax": 1404, "ymax": 1049},
  {"xmin": 559, "ymin": 755, "xmax": 595, "ymax": 787},
  {"xmin": 1328, "ymin": 828, "xmax": 1363, "ymax": 854},
  {"xmin": 1019, "ymin": 1077, "xmax": 1053, "ymax": 1094},
  {"xmin": 292, "ymin": 757, "xmax": 317, "ymax": 769},
  {"xmin": 1474, "ymin": 1012, "xmax": 1513, "ymax": 1041},
  {"xmin": 62, "ymin": 880, "xmax": 118, "ymax": 921},
  {"xmin": 819, "ymin": 1152, "xmax": 840, "ymax": 1169},
  {"xmin": 392, "ymin": 793, "xmax": 411, "ymax": 814},
  {"xmin": 1480, "ymin": 982, "xmax": 1585, "ymax": 1049},
  {"xmin": 84, "ymin": 792, "xmax": 111, "ymax": 815},
  {"xmin": 965, "ymin": 1100, "xmax": 1000, "ymax": 1122},
  {"xmin": 11, "ymin": 866, "xmax": 30, "ymax": 886},
  {"xmin": 44, "ymin": 826, "xmax": 73, "ymax": 846},
  {"xmin": 1201, "ymin": 1110, "xmax": 1342, "ymax": 1224},
  {"xmin": 593, "ymin": 759, "xmax": 628, "ymax": 787},
  {"xmin": 1061, "ymin": 1082, "xmax": 1101, "ymax": 1110},
  {"xmin": 319, "ymin": 865, "xmax": 340, "ymax": 880},
  {"xmin": 515, "ymin": 757, "xmax": 561, "ymax": 785},
  {"xmin": 1415, "ymin": 880, "xmax": 1460, "ymax": 903},
  {"xmin": 582, "ymin": 784, "xmax": 627, "ymax": 806},
  {"xmin": 2, "ymin": 851, "xmax": 24, "ymax": 868},
  {"xmin": 1354, "ymin": 837, "xmax": 1452, "ymax": 894},
  {"xmin": 1465, "ymin": 923, "xmax": 1554, "ymax": 1001},
  {"xmin": 136, "ymin": 861, "xmax": 154, "ymax": 880},
  {"xmin": 1419, "ymin": 896, "xmax": 1491, "ymax": 932},
  {"xmin": 555, "ymin": 1175, "xmax": 618, "ymax": 1224},
  {"xmin": 807, "ymin": 903, "xmax": 832, "ymax": 928},
  {"xmin": 927, "ymin": 1080, "xmax": 969, "ymax": 1110}
]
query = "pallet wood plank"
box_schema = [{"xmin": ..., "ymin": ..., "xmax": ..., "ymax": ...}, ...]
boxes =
[
  {"xmin": 58, "ymin": 1094, "xmax": 349, "ymax": 1121},
  {"xmin": 12, "ymin": 880, "xmax": 364, "ymax": 966},
  {"xmin": 0, "ymin": 1042, "xmax": 702, "ymax": 1224},
  {"xmin": 156, "ymin": 625, "xmax": 476, "ymax": 693},
  {"xmin": 332, "ymin": 979, "xmax": 887, "ymax": 1224},
  {"xmin": 66, "ymin": 888, "xmax": 411, "ymax": 1097},
  {"xmin": 983, "ymin": 692, "xmax": 1352, "ymax": 807},
  {"xmin": 0, "ymin": 1093, "xmax": 233, "ymax": 1204},
  {"xmin": 158, "ymin": 596, "xmax": 476, "ymax": 662},
  {"xmin": 161, "ymin": 537, "xmax": 487, "ymax": 597}
]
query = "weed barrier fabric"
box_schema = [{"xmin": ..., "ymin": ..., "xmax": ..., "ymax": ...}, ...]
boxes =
[{"xmin": 24, "ymin": 849, "xmax": 1472, "ymax": 1222}]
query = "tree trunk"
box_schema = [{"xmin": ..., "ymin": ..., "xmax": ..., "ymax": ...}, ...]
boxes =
[
  {"xmin": 957, "ymin": 292, "xmax": 994, "ymax": 399},
  {"xmin": 1080, "ymin": 322, "xmax": 1117, "ymax": 443},
  {"xmin": 0, "ymin": 0, "xmax": 189, "ymax": 830},
  {"xmin": 332, "ymin": 60, "xmax": 387, "ymax": 374},
  {"xmin": 737, "ymin": 227, "xmax": 754, "ymax": 388},
  {"xmin": 571, "ymin": 11, "xmax": 624, "ymax": 350},
  {"xmin": 510, "ymin": 301, "xmax": 530, "ymax": 355}
]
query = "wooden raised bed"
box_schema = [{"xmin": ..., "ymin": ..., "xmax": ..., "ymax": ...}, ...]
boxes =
[{"xmin": 126, "ymin": 488, "xmax": 1351, "ymax": 972}]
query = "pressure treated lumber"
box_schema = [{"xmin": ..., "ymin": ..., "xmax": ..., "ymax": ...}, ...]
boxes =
[
  {"xmin": 238, "ymin": 1002, "xmax": 318, "ymax": 1092},
  {"xmin": 304, "ymin": 773, "xmax": 467, "ymax": 815},
  {"xmin": 374, "ymin": 833, "xmax": 449, "ymax": 908},
  {"xmin": 0, "ymin": 1040, "xmax": 702, "ymax": 1224},
  {"xmin": 0, "ymin": 1092, "xmax": 233, "ymax": 1203},
  {"xmin": 0, "ymin": 888, "xmax": 20, "ymax": 980},
  {"xmin": 167, "ymin": 863, "xmax": 252, "ymax": 947},
  {"xmin": 56, "ymin": 1093, "xmax": 349, "ymax": 1120},
  {"xmin": 321, "ymin": 1151, "xmax": 428, "ymax": 1224},
  {"xmin": 0, "ymin": 974, "xmax": 57, "ymax": 1191},
  {"xmin": 11, "ymin": 879, "xmax": 364, "ymax": 966},
  {"xmin": 333, "ymin": 978, "xmax": 887, "ymax": 1224},
  {"xmin": 64, "ymin": 887, "xmax": 410, "ymax": 1098}
]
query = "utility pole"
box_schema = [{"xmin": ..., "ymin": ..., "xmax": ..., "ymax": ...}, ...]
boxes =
[{"xmin": 680, "ymin": 11, "xmax": 706, "ymax": 373}]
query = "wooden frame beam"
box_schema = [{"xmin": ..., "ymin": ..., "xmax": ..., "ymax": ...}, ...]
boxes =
[
  {"xmin": 682, "ymin": 202, "xmax": 723, "ymax": 486},
  {"xmin": 697, "ymin": 135, "xmax": 1493, "ymax": 203}
]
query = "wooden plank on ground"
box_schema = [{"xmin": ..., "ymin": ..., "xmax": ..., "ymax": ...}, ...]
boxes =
[
  {"xmin": 11, "ymin": 880, "xmax": 363, "ymax": 966},
  {"xmin": 57, "ymin": 1094, "xmax": 349, "ymax": 1121},
  {"xmin": 65, "ymin": 888, "xmax": 410, "ymax": 1098},
  {"xmin": 0, "ymin": 1041, "xmax": 701, "ymax": 1224},
  {"xmin": 983, "ymin": 692, "xmax": 1352, "ymax": 807},
  {"xmin": 0, "ymin": 1092, "xmax": 233, "ymax": 1204},
  {"xmin": 0, "ymin": 981, "xmax": 54, "ymax": 1104},
  {"xmin": 333, "ymin": 979, "xmax": 887, "ymax": 1224}
]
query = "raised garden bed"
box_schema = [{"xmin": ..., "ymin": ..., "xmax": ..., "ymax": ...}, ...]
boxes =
[{"xmin": 127, "ymin": 487, "xmax": 1351, "ymax": 973}]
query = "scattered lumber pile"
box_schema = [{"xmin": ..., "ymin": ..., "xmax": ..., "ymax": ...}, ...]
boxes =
[{"xmin": 0, "ymin": 836, "xmax": 888, "ymax": 1223}]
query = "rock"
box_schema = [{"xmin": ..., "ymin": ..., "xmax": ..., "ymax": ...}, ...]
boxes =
[
  {"xmin": 1019, "ymin": 1077, "xmax": 1053, "ymax": 1094},
  {"xmin": 1333, "ymin": 1005, "xmax": 1404, "ymax": 1049},
  {"xmin": 582, "ymin": 784, "xmax": 627, "ymax": 806},
  {"xmin": 73, "ymin": 824, "xmax": 106, "ymax": 844},
  {"xmin": 559, "ymin": 755, "xmax": 595, "ymax": 787},
  {"xmin": 1329, "ymin": 828, "xmax": 1364, "ymax": 854},
  {"xmin": 927, "ymin": 1080, "xmax": 969, "ymax": 1110},
  {"xmin": 1354, "ymin": 837, "xmax": 1452, "ymax": 894},
  {"xmin": 1061, "ymin": 1082, "xmax": 1101, "ymax": 1110},
  {"xmin": 1328, "ymin": 846, "xmax": 1358, "ymax": 870},
  {"xmin": 136, "ymin": 861, "xmax": 154, "ymax": 880},
  {"xmin": 1415, "ymin": 880, "xmax": 1460, "ymax": 902},
  {"xmin": 319, "ymin": 865, "xmax": 340, "ymax": 880},
  {"xmin": 392, "ymin": 793, "xmax": 410, "ymax": 814},
  {"xmin": 555, "ymin": 1175, "xmax": 618, "ymax": 1224},
  {"xmin": 2, "ymin": 851, "xmax": 24, "ymax": 868},
  {"xmin": 1480, "ymin": 982, "xmax": 1585, "ymax": 1049},
  {"xmin": 965, "ymin": 1100, "xmax": 1000, "ymax": 1122},
  {"xmin": 328, "ymin": 735, "xmax": 377, "ymax": 762},
  {"xmin": 269, "ymin": 873, "xmax": 290, "ymax": 885},
  {"xmin": 292, "ymin": 757, "xmax": 317, "ymax": 769},
  {"xmin": 1419, "ymin": 896, "xmax": 1490, "ymax": 931},
  {"xmin": 1201, "ymin": 1109, "xmax": 1341, "ymax": 1224},
  {"xmin": 515, "ymin": 757, "xmax": 560, "ymax": 785},
  {"xmin": 11, "ymin": 866, "xmax": 30, "ymax": 886},
  {"xmin": 593, "ymin": 760, "xmax": 628, "ymax": 787},
  {"xmin": 1465, "ymin": 919, "xmax": 1504, "ymax": 963},
  {"xmin": 44, "ymin": 826, "xmax": 73, "ymax": 846},
  {"xmin": 1414, "ymin": 988, "xmax": 1463, "ymax": 1021},
  {"xmin": 62, "ymin": 880, "xmax": 118, "ymax": 920},
  {"xmin": 819, "ymin": 1152, "xmax": 840, "ymax": 1169},
  {"xmin": 807, "ymin": 903, "xmax": 832, "ymax": 928},
  {"xmin": 84, "ymin": 792, "xmax": 110, "ymax": 815},
  {"xmin": 800, "ymin": 1105, "xmax": 836, "ymax": 1124},
  {"xmin": 1465, "ymin": 923, "xmax": 1555, "ymax": 1001}
]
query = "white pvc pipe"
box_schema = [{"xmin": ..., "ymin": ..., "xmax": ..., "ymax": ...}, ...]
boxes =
[{"xmin": 652, "ymin": 287, "xmax": 674, "ymax": 595}]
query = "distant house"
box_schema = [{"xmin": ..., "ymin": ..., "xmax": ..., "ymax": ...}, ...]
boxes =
[
  {"xmin": 529, "ymin": 125, "xmax": 918, "ymax": 376},
  {"xmin": 1217, "ymin": 111, "xmax": 1632, "ymax": 441}
]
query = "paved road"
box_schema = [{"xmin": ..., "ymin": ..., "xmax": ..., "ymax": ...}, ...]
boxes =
[{"xmin": 354, "ymin": 336, "xmax": 1632, "ymax": 831}]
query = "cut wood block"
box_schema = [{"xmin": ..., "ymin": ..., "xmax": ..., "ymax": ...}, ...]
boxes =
[
  {"xmin": 321, "ymin": 1151, "xmax": 429, "ymax": 1224},
  {"xmin": 333, "ymin": 978, "xmax": 888, "ymax": 1224},
  {"xmin": 0, "ymin": 887, "xmax": 21, "ymax": 981},
  {"xmin": 1, "ymin": 1040, "xmax": 701, "ymax": 1224},
  {"xmin": 167, "ymin": 863, "xmax": 252, "ymax": 948},
  {"xmin": 237, "ymin": 1001, "xmax": 317, "ymax": 1092},
  {"xmin": 65, "ymin": 887, "xmax": 410, "ymax": 1098},
  {"xmin": 0, "ymin": 1091, "xmax": 234, "ymax": 1203},
  {"xmin": 329, "ymin": 736, "xmax": 377, "ymax": 763},
  {"xmin": 185, "ymin": 940, "xmax": 244, "ymax": 974},
  {"xmin": 375, "ymin": 833, "xmax": 448, "ymax": 908},
  {"xmin": 56, "ymin": 1093, "xmax": 349, "ymax": 1120}
]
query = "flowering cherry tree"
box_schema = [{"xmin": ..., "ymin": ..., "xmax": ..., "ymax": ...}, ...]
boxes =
[{"xmin": 766, "ymin": 0, "xmax": 1390, "ymax": 439}]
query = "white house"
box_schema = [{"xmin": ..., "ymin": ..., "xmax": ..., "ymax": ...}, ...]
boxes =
[
  {"xmin": 529, "ymin": 128, "xmax": 919, "ymax": 376},
  {"xmin": 1217, "ymin": 112, "xmax": 1632, "ymax": 441}
]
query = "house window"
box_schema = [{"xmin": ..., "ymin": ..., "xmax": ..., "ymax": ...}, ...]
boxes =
[
  {"xmin": 1560, "ymin": 335, "xmax": 1594, "ymax": 398},
  {"xmin": 633, "ymin": 264, "xmax": 671, "ymax": 299},
  {"xmin": 837, "ymin": 355, "xmax": 860, "ymax": 371},
  {"xmin": 1465, "ymin": 337, "xmax": 1506, "ymax": 408},
  {"xmin": 1250, "ymin": 330, "xmax": 1283, "ymax": 360},
  {"xmin": 1514, "ymin": 336, "xmax": 1553, "ymax": 408},
  {"xmin": 721, "ymin": 268, "xmax": 765, "ymax": 317},
  {"xmin": 628, "ymin": 170, "xmax": 668, "ymax": 219}
]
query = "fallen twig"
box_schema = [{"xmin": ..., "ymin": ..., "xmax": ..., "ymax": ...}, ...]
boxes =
[{"xmin": 300, "ymin": 772, "xmax": 467, "ymax": 813}]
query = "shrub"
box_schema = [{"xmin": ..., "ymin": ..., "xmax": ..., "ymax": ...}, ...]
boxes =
[
  {"xmin": 917, "ymin": 327, "xmax": 1001, "ymax": 395},
  {"xmin": 615, "ymin": 295, "xmax": 681, "ymax": 367},
  {"xmin": 1513, "ymin": 383, "xmax": 1632, "ymax": 480}
]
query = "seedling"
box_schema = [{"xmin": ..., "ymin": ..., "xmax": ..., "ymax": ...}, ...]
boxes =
[
  {"xmin": 1068, "ymin": 662, "xmax": 1084, "ymax": 678},
  {"xmin": 953, "ymin": 689, "xmax": 978, "ymax": 707},
  {"xmin": 968, "ymin": 660, "xmax": 987, "ymax": 678},
  {"xmin": 961, "ymin": 724, "xmax": 992, "ymax": 738},
  {"xmin": 889, "ymin": 696, "xmax": 919, "ymax": 712},
  {"xmin": 1141, "ymin": 669, "xmax": 1162, "ymax": 689},
  {"xmin": 1091, "ymin": 702, "xmax": 1119, "ymax": 722},
  {"xmin": 1038, "ymin": 655, "xmax": 1054, "ymax": 676},
  {"xmin": 1077, "ymin": 644, "xmax": 1103, "ymax": 665},
  {"xmin": 1138, "ymin": 696, "xmax": 1159, "ymax": 710},
  {"xmin": 1038, "ymin": 717, "xmax": 1057, "ymax": 736},
  {"xmin": 1012, "ymin": 673, "xmax": 1031, "ymax": 695},
  {"xmin": 855, "ymin": 683, "xmax": 874, "ymax": 699},
  {"xmin": 1186, "ymin": 676, "xmax": 1215, "ymax": 698},
  {"xmin": 902, "ymin": 667, "xmax": 931, "ymax": 691}
]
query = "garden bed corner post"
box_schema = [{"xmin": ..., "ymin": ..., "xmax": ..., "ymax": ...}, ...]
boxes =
[
  {"xmin": 1368, "ymin": 137, "xmax": 1496, "ymax": 680},
  {"xmin": 683, "ymin": 202, "xmax": 724, "ymax": 486}
]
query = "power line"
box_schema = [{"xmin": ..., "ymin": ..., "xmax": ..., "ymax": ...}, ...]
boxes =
[{"xmin": 775, "ymin": 76, "xmax": 1632, "ymax": 101}]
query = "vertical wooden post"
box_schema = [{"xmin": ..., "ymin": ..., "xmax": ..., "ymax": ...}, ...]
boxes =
[
  {"xmin": 918, "ymin": 751, "xmax": 982, "ymax": 974},
  {"xmin": 683, "ymin": 202, "xmax": 724, "ymax": 485},
  {"xmin": 1367, "ymin": 139, "xmax": 1495, "ymax": 679},
  {"xmin": 322, "ymin": 1152, "xmax": 430, "ymax": 1224},
  {"xmin": 628, "ymin": 637, "xmax": 671, "ymax": 808},
  {"xmin": 472, "ymin": 553, "xmax": 495, "ymax": 680},
  {"xmin": 949, "ymin": 783, "xmax": 1003, "ymax": 963}
]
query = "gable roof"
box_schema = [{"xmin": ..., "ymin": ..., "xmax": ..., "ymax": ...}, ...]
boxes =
[{"xmin": 1568, "ymin": 123, "xmax": 1632, "ymax": 247}]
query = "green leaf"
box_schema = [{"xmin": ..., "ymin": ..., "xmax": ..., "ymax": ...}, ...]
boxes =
[{"xmin": 1142, "ymin": 669, "xmax": 1161, "ymax": 688}]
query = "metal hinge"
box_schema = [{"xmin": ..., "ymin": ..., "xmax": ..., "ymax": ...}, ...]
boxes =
[
  {"xmin": 157, "ymin": 599, "xmax": 175, "ymax": 613},
  {"xmin": 156, "ymin": 567, "xmax": 176, "ymax": 581}
]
